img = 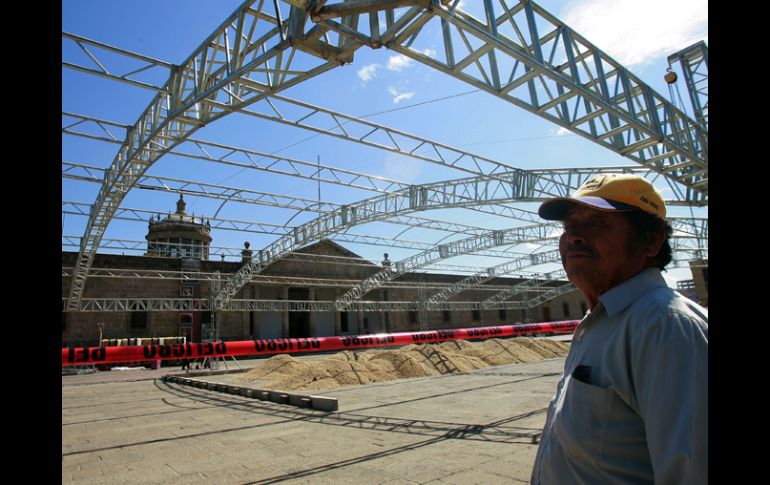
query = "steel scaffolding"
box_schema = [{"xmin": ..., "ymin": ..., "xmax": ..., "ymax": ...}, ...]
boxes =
[{"xmin": 62, "ymin": 1, "xmax": 708, "ymax": 334}]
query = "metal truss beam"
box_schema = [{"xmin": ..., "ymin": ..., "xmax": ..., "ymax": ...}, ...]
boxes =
[
  {"xmin": 63, "ymin": 161, "xmax": 340, "ymax": 214},
  {"xmin": 64, "ymin": 193, "xmax": 706, "ymax": 253},
  {"xmin": 210, "ymin": 159, "xmax": 708, "ymax": 312},
  {"xmin": 61, "ymin": 265, "xmax": 527, "ymax": 293},
  {"xmin": 62, "ymin": 33, "xmax": 174, "ymax": 92},
  {"xmin": 65, "ymin": 0, "xmax": 358, "ymax": 310},
  {"xmin": 65, "ymin": 297, "xmax": 566, "ymax": 313},
  {"xmin": 338, "ymin": 223, "xmax": 706, "ymax": 309},
  {"xmin": 212, "ymin": 170, "xmax": 575, "ymax": 311},
  {"xmin": 64, "ymin": 112, "xmax": 548, "ymax": 226},
  {"xmin": 63, "ymin": 24, "xmax": 707, "ymax": 205},
  {"xmin": 232, "ymin": 93, "xmax": 545, "ymax": 185},
  {"xmin": 63, "ymin": 30, "xmax": 567, "ymax": 193},
  {"xmin": 335, "ymin": 224, "xmax": 555, "ymax": 309},
  {"xmin": 63, "ymin": 4, "xmax": 708, "ymax": 313},
  {"xmin": 61, "ymin": 204, "xmax": 544, "ymax": 259},
  {"xmin": 521, "ymin": 282, "xmax": 576, "ymax": 307},
  {"xmin": 483, "ymin": 267, "xmax": 566, "ymax": 306},
  {"xmin": 667, "ymin": 41, "xmax": 708, "ymax": 131},
  {"xmin": 63, "ymin": 113, "xmax": 410, "ymax": 196},
  {"xmin": 63, "ymin": 163, "xmax": 533, "ymax": 242},
  {"xmin": 62, "ymin": 228, "xmax": 706, "ymax": 273},
  {"xmin": 64, "ymin": 112, "xmax": 703, "ymax": 215},
  {"xmin": 66, "ymin": 112, "xmax": 702, "ymax": 240},
  {"xmin": 61, "ymin": 233, "xmax": 559, "ymax": 267},
  {"xmin": 311, "ymin": 0, "xmax": 707, "ymax": 201},
  {"xmin": 63, "ymin": 202, "xmax": 289, "ymax": 238},
  {"xmin": 425, "ymin": 250, "xmax": 562, "ymax": 308}
]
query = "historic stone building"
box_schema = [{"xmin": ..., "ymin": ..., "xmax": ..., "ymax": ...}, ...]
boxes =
[
  {"xmin": 62, "ymin": 201, "xmax": 592, "ymax": 348},
  {"xmin": 61, "ymin": 240, "xmax": 589, "ymax": 348}
]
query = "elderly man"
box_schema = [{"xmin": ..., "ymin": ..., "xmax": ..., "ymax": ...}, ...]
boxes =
[{"xmin": 530, "ymin": 174, "xmax": 708, "ymax": 484}]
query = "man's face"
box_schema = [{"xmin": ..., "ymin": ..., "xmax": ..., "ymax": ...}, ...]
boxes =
[{"xmin": 559, "ymin": 205, "xmax": 649, "ymax": 302}]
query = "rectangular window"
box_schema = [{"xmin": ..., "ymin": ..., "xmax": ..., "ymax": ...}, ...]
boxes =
[
  {"xmin": 340, "ymin": 312, "xmax": 349, "ymax": 332},
  {"xmin": 170, "ymin": 238, "xmax": 180, "ymax": 257},
  {"xmin": 408, "ymin": 311, "xmax": 418, "ymax": 324},
  {"xmin": 472, "ymin": 310, "xmax": 481, "ymax": 321},
  {"xmin": 442, "ymin": 310, "xmax": 451, "ymax": 323},
  {"xmin": 130, "ymin": 312, "xmax": 148, "ymax": 329},
  {"xmin": 562, "ymin": 302, "xmax": 570, "ymax": 317},
  {"xmin": 498, "ymin": 309, "xmax": 507, "ymax": 321}
]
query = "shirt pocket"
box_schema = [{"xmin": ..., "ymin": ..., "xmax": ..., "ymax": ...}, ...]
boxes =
[{"xmin": 551, "ymin": 374, "xmax": 615, "ymax": 460}]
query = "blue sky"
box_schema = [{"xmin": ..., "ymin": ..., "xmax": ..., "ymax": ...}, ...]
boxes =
[{"xmin": 62, "ymin": 0, "xmax": 708, "ymax": 287}]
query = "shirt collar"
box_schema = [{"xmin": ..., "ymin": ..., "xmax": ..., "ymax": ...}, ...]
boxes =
[{"xmin": 598, "ymin": 267, "xmax": 667, "ymax": 317}]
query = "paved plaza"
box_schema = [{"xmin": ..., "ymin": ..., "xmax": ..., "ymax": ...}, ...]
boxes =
[{"xmin": 62, "ymin": 356, "xmax": 566, "ymax": 484}]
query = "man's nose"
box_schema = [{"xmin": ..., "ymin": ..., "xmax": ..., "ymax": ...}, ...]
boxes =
[{"xmin": 562, "ymin": 227, "xmax": 586, "ymax": 245}]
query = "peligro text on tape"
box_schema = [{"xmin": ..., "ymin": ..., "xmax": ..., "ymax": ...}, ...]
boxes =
[{"xmin": 62, "ymin": 320, "xmax": 579, "ymax": 366}]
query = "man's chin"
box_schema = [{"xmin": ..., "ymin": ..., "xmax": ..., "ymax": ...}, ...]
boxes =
[{"xmin": 564, "ymin": 268, "xmax": 594, "ymax": 287}]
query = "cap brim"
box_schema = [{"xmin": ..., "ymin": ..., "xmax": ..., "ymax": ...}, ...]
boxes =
[{"xmin": 538, "ymin": 196, "xmax": 639, "ymax": 220}]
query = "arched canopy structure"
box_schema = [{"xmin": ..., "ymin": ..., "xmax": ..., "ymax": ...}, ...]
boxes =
[{"xmin": 63, "ymin": 0, "xmax": 707, "ymax": 317}]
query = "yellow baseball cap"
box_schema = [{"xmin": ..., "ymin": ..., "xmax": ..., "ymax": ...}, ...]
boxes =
[{"xmin": 538, "ymin": 174, "xmax": 666, "ymax": 220}]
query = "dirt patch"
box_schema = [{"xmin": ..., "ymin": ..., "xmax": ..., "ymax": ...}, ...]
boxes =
[{"xmin": 233, "ymin": 337, "xmax": 570, "ymax": 392}]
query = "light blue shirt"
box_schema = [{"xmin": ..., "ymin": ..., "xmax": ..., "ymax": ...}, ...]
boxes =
[{"xmin": 531, "ymin": 268, "xmax": 708, "ymax": 484}]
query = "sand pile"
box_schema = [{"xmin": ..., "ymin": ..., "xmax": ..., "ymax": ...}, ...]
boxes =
[{"xmin": 233, "ymin": 337, "xmax": 569, "ymax": 392}]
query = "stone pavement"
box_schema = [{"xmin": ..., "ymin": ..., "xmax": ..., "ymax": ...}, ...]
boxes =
[{"xmin": 62, "ymin": 356, "xmax": 566, "ymax": 484}]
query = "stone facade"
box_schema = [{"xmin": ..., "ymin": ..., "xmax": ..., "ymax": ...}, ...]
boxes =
[
  {"xmin": 62, "ymin": 239, "xmax": 590, "ymax": 348},
  {"xmin": 688, "ymin": 259, "xmax": 708, "ymax": 307}
]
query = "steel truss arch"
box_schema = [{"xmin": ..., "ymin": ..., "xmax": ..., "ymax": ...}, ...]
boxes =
[
  {"xmin": 212, "ymin": 170, "xmax": 577, "ymax": 311},
  {"xmin": 65, "ymin": 0, "xmax": 362, "ymax": 310},
  {"xmin": 483, "ymin": 267, "xmax": 567, "ymax": 306},
  {"xmin": 63, "ymin": 1, "xmax": 708, "ymax": 317},
  {"xmin": 64, "ymin": 108, "xmax": 704, "ymax": 209},
  {"xmin": 424, "ymin": 251, "xmax": 564, "ymax": 309},
  {"xmin": 311, "ymin": 0, "xmax": 707, "ymax": 200},
  {"xmin": 335, "ymin": 224, "xmax": 556, "ymax": 309},
  {"xmin": 337, "ymin": 216, "xmax": 707, "ymax": 309}
]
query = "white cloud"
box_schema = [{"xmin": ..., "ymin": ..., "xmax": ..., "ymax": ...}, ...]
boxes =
[
  {"xmin": 357, "ymin": 63, "xmax": 380, "ymax": 82},
  {"xmin": 556, "ymin": 127, "xmax": 571, "ymax": 136},
  {"xmin": 387, "ymin": 50, "xmax": 437, "ymax": 71},
  {"xmin": 382, "ymin": 152, "xmax": 421, "ymax": 183},
  {"xmin": 387, "ymin": 54, "xmax": 413, "ymax": 72},
  {"xmin": 560, "ymin": 0, "xmax": 707, "ymax": 67},
  {"xmin": 387, "ymin": 85, "xmax": 416, "ymax": 104},
  {"xmin": 420, "ymin": 48, "xmax": 438, "ymax": 57}
]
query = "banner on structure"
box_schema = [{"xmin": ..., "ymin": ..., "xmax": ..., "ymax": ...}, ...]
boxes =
[{"xmin": 62, "ymin": 320, "xmax": 579, "ymax": 366}]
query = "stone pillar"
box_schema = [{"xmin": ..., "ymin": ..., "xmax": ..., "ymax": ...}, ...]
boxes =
[
  {"xmin": 381, "ymin": 289, "xmax": 389, "ymax": 333},
  {"xmin": 334, "ymin": 288, "xmax": 342, "ymax": 336},
  {"xmin": 250, "ymin": 285, "xmax": 259, "ymax": 339},
  {"xmin": 307, "ymin": 287, "xmax": 316, "ymax": 337},
  {"xmin": 281, "ymin": 286, "xmax": 289, "ymax": 338}
]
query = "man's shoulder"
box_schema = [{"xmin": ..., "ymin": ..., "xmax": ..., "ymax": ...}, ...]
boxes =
[{"xmin": 627, "ymin": 283, "xmax": 708, "ymax": 332}]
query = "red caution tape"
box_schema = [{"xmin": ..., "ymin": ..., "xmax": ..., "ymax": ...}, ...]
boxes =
[{"xmin": 62, "ymin": 320, "xmax": 579, "ymax": 366}]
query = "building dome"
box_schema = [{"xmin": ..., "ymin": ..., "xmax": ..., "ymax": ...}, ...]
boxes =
[{"xmin": 145, "ymin": 194, "xmax": 212, "ymax": 259}]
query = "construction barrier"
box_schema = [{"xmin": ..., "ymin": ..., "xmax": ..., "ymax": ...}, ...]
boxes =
[{"xmin": 62, "ymin": 320, "xmax": 579, "ymax": 366}]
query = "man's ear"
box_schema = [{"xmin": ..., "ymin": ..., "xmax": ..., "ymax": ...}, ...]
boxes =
[{"xmin": 645, "ymin": 229, "xmax": 666, "ymax": 258}]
